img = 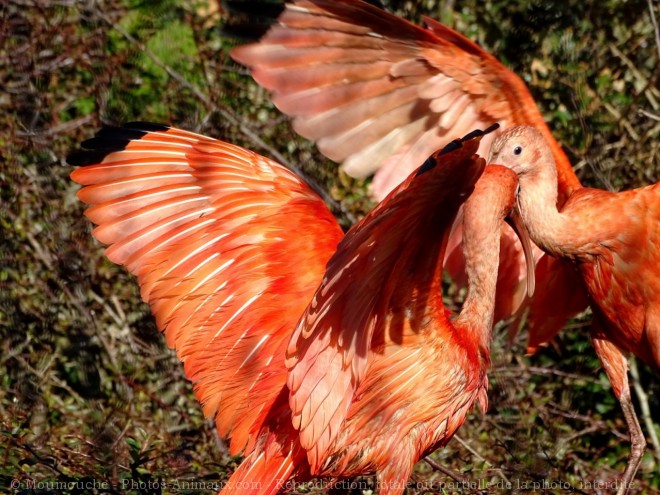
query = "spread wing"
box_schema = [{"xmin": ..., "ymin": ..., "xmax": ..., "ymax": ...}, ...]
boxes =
[
  {"xmin": 231, "ymin": 0, "xmax": 580, "ymax": 200},
  {"xmin": 285, "ymin": 127, "xmax": 493, "ymax": 470},
  {"xmin": 69, "ymin": 123, "xmax": 343, "ymax": 455}
]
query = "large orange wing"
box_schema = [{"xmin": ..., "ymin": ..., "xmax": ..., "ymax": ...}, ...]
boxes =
[
  {"xmin": 285, "ymin": 127, "xmax": 494, "ymax": 470},
  {"xmin": 69, "ymin": 123, "xmax": 343, "ymax": 455},
  {"xmin": 231, "ymin": 0, "xmax": 580, "ymax": 200}
]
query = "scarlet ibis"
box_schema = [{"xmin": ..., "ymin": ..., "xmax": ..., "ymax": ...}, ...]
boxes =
[
  {"xmin": 69, "ymin": 122, "xmax": 533, "ymax": 494},
  {"xmin": 490, "ymin": 124, "xmax": 659, "ymax": 495},
  {"xmin": 231, "ymin": 0, "xmax": 588, "ymax": 334}
]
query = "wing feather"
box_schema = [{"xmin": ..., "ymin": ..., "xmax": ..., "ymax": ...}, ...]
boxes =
[
  {"xmin": 285, "ymin": 129, "xmax": 491, "ymax": 470},
  {"xmin": 232, "ymin": 0, "xmax": 580, "ymax": 200},
  {"xmin": 69, "ymin": 123, "xmax": 343, "ymax": 455}
]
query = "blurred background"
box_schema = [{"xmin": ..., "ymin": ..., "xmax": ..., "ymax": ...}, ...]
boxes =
[{"xmin": 1, "ymin": 0, "xmax": 659, "ymax": 493}]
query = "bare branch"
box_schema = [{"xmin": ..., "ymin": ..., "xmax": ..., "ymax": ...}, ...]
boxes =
[
  {"xmin": 639, "ymin": 108, "xmax": 660, "ymax": 121},
  {"xmin": 423, "ymin": 456, "xmax": 468, "ymax": 484}
]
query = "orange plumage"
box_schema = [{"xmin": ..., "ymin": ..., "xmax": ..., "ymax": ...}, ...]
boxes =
[
  {"xmin": 69, "ymin": 123, "xmax": 343, "ymax": 457},
  {"xmin": 230, "ymin": 0, "xmax": 579, "ymax": 200},
  {"xmin": 69, "ymin": 123, "xmax": 530, "ymax": 494},
  {"xmin": 231, "ymin": 0, "xmax": 586, "ymax": 331},
  {"xmin": 490, "ymin": 125, "xmax": 660, "ymax": 494}
]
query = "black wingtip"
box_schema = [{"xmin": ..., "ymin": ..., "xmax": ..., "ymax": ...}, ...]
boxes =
[
  {"xmin": 439, "ymin": 123, "xmax": 500, "ymax": 157},
  {"xmin": 482, "ymin": 122, "xmax": 500, "ymax": 135},
  {"xmin": 221, "ymin": 0, "xmax": 285, "ymax": 41},
  {"xmin": 415, "ymin": 123, "xmax": 500, "ymax": 177},
  {"xmin": 67, "ymin": 149, "xmax": 113, "ymax": 167},
  {"xmin": 123, "ymin": 122, "xmax": 171, "ymax": 132},
  {"xmin": 452, "ymin": 122, "xmax": 500, "ymax": 149},
  {"xmin": 66, "ymin": 122, "xmax": 170, "ymax": 167},
  {"xmin": 414, "ymin": 154, "xmax": 440, "ymax": 177},
  {"xmin": 222, "ymin": 0, "xmax": 285, "ymax": 18},
  {"xmin": 222, "ymin": 0, "xmax": 388, "ymax": 42}
]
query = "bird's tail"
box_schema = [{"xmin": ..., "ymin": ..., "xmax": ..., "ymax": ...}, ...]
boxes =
[{"xmin": 220, "ymin": 432, "xmax": 307, "ymax": 495}]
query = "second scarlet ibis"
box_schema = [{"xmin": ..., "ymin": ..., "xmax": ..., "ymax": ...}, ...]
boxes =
[
  {"xmin": 69, "ymin": 123, "xmax": 533, "ymax": 494},
  {"xmin": 490, "ymin": 124, "xmax": 659, "ymax": 495}
]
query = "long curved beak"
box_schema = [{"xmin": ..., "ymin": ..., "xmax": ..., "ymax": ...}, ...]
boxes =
[{"xmin": 505, "ymin": 199, "xmax": 535, "ymax": 298}]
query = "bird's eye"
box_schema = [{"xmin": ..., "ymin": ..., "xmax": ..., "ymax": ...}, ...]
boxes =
[{"xmin": 513, "ymin": 146, "xmax": 523, "ymax": 155}]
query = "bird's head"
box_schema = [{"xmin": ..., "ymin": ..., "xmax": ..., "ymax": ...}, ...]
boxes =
[{"xmin": 488, "ymin": 125, "xmax": 552, "ymax": 179}]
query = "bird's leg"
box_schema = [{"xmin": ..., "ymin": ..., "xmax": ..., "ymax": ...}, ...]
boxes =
[
  {"xmin": 629, "ymin": 357, "xmax": 660, "ymax": 462},
  {"xmin": 591, "ymin": 327, "xmax": 646, "ymax": 495},
  {"xmin": 618, "ymin": 390, "xmax": 646, "ymax": 495}
]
